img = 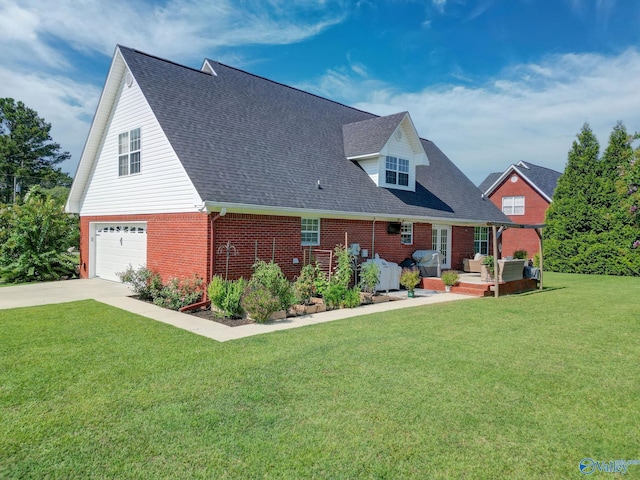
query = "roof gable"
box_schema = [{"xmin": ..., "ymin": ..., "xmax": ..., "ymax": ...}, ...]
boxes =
[{"xmin": 481, "ymin": 161, "xmax": 562, "ymax": 202}]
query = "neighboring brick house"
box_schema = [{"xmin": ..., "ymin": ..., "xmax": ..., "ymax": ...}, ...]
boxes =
[
  {"xmin": 479, "ymin": 161, "xmax": 562, "ymax": 259},
  {"xmin": 66, "ymin": 45, "xmax": 509, "ymax": 283}
]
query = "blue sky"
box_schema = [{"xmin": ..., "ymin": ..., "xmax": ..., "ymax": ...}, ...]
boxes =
[{"xmin": 2, "ymin": 0, "xmax": 640, "ymax": 184}]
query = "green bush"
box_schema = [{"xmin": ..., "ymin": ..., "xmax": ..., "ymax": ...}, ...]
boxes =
[
  {"xmin": 359, "ymin": 262, "xmax": 380, "ymax": 295},
  {"xmin": 322, "ymin": 283, "xmax": 347, "ymax": 310},
  {"xmin": 400, "ymin": 268, "xmax": 420, "ymax": 292},
  {"xmin": 117, "ymin": 265, "xmax": 162, "ymax": 301},
  {"xmin": 153, "ymin": 275, "xmax": 203, "ymax": 311},
  {"xmin": 513, "ymin": 249, "xmax": 528, "ymax": 260},
  {"xmin": 482, "ymin": 255, "xmax": 495, "ymax": 276},
  {"xmin": 342, "ymin": 287, "xmax": 362, "ymax": 308},
  {"xmin": 332, "ymin": 245, "xmax": 353, "ymax": 289},
  {"xmin": 241, "ymin": 284, "xmax": 281, "ymax": 322},
  {"xmin": 250, "ymin": 261, "xmax": 294, "ymax": 311},
  {"xmin": 533, "ymin": 253, "xmax": 540, "ymax": 268},
  {"xmin": 0, "ymin": 186, "xmax": 79, "ymax": 282},
  {"xmin": 208, "ymin": 276, "xmax": 246, "ymax": 318},
  {"xmin": 294, "ymin": 263, "xmax": 322, "ymax": 305},
  {"xmin": 441, "ymin": 270, "xmax": 459, "ymax": 287}
]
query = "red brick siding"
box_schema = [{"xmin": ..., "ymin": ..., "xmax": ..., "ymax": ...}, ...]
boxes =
[
  {"xmin": 487, "ymin": 172, "xmax": 548, "ymax": 258},
  {"xmin": 79, "ymin": 213, "xmax": 210, "ymax": 282},
  {"xmin": 80, "ymin": 212, "xmax": 477, "ymax": 282}
]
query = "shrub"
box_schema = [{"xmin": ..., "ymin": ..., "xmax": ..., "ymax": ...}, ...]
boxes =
[
  {"xmin": 117, "ymin": 265, "xmax": 162, "ymax": 300},
  {"xmin": 513, "ymin": 249, "xmax": 528, "ymax": 260},
  {"xmin": 359, "ymin": 261, "xmax": 380, "ymax": 295},
  {"xmin": 294, "ymin": 263, "xmax": 322, "ymax": 305},
  {"xmin": 332, "ymin": 244, "xmax": 354, "ymax": 289},
  {"xmin": 441, "ymin": 270, "xmax": 459, "ymax": 287},
  {"xmin": 400, "ymin": 268, "xmax": 420, "ymax": 292},
  {"xmin": 250, "ymin": 260, "xmax": 294, "ymax": 311},
  {"xmin": 241, "ymin": 284, "xmax": 281, "ymax": 322},
  {"xmin": 533, "ymin": 253, "xmax": 540, "ymax": 268},
  {"xmin": 153, "ymin": 275, "xmax": 204, "ymax": 310},
  {"xmin": 323, "ymin": 283, "xmax": 346, "ymax": 310},
  {"xmin": 208, "ymin": 276, "xmax": 246, "ymax": 318},
  {"xmin": 482, "ymin": 255, "xmax": 495, "ymax": 276},
  {"xmin": 342, "ymin": 287, "xmax": 362, "ymax": 308}
]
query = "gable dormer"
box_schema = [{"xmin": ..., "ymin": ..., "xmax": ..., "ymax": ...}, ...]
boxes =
[{"xmin": 343, "ymin": 112, "xmax": 428, "ymax": 192}]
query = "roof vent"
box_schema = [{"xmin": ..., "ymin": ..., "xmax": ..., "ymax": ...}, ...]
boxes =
[{"xmin": 125, "ymin": 72, "xmax": 134, "ymax": 88}]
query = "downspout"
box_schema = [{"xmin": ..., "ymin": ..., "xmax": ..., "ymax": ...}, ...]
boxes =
[
  {"xmin": 371, "ymin": 218, "xmax": 376, "ymax": 259},
  {"xmin": 180, "ymin": 208, "xmax": 227, "ymax": 312}
]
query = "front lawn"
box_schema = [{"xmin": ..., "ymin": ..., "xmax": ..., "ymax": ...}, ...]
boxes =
[{"xmin": 1, "ymin": 273, "xmax": 639, "ymax": 478}]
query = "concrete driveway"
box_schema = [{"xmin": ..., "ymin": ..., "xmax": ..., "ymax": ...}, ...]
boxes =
[
  {"xmin": 0, "ymin": 278, "xmax": 131, "ymax": 310},
  {"xmin": 0, "ymin": 279, "xmax": 474, "ymax": 342}
]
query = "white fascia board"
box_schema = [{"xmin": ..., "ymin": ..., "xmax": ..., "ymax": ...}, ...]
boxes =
[
  {"xmin": 512, "ymin": 167, "xmax": 553, "ymax": 202},
  {"xmin": 201, "ymin": 59, "xmax": 217, "ymax": 76},
  {"xmin": 346, "ymin": 152, "xmax": 380, "ymax": 161},
  {"xmin": 483, "ymin": 165, "xmax": 516, "ymax": 197},
  {"xmin": 203, "ymin": 201, "xmax": 498, "ymax": 226},
  {"xmin": 402, "ymin": 113, "xmax": 429, "ymax": 165},
  {"xmin": 484, "ymin": 165, "xmax": 553, "ymax": 203},
  {"xmin": 66, "ymin": 46, "xmax": 127, "ymax": 213}
]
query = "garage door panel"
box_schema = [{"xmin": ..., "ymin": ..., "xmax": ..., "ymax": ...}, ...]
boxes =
[{"xmin": 95, "ymin": 223, "xmax": 147, "ymax": 282}]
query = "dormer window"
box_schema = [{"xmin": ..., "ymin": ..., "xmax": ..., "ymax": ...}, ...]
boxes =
[{"xmin": 385, "ymin": 156, "xmax": 409, "ymax": 187}]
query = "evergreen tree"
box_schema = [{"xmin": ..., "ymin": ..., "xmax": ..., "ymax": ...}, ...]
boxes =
[
  {"xmin": 545, "ymin": 124, "xmax": 600, "ymax": 272},
  {"xmin": 545, "ymin": 122, "xmax": 640, "ymax": 275},
  {"xmin": 0, "ymin": 98, "xmax": 72, "ymax": 204}
]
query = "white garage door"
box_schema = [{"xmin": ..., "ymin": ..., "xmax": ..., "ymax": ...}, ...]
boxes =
[{"xmin": 95, "ymin": 224, "xmax": 147, "ymax": 282}]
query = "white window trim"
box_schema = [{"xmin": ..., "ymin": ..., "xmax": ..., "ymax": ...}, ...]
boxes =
[
  {"xmin": 401, "ymin": 222, "xmax": 413, "ymax": 245},
  {"xmin": 502, "ymin": 196, "xmax": 525, "ymax": 215},
  {"xmin": 118, "ymin": 127, "xmax": 141, "ymax": 177},
  {"xmin": 474, "ymin": 227, "xmax": 489, "ymax": 255},
  {"xmin": 301, "ymin": 218, "xmax": 320, "ymax": 246},
  {"xmin": 384, "ymin": 155, "xmax": 410, "ymax": 187}
]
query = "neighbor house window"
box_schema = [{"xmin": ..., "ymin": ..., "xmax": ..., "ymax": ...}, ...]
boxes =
[
  {"xmin": 502, "ymin": 196, "xmax": 524, "ymax": 215},
  {"xmin": 118, "ymin": 127, "xmax": 141, "ymax": 176},
  {"xmin": 301, "ymin": 218, "xmax": 320, "ymax": 246},
  {"xmin": 385, "ymin": 156, "xmax": 409, "ymax": 187},
  {"xmin": 401, "ymin": 222, "xmax": 413, "ymax": 245},
  {"xmin": 474, "ymin": 227, "xmax": 489, "ymax": 255}
]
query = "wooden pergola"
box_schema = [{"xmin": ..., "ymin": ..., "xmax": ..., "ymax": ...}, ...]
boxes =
[{"xmin": 486, "ymin": 222, "xmax": 546, "ymax": 298}]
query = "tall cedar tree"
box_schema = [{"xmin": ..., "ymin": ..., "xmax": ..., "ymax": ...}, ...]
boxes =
[
  {"xmin": 0, "ymin": 98, "xmax": 72, "ymax": 204},
  {"xmin": 546, "ymin": 123, "xmax": 640, "ymax": 275}
]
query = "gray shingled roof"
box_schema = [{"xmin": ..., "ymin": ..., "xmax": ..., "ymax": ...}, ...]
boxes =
[
  {"xmin": 517, "ymin": 162, "xmax": 562, "ymax": 199},
  {"xmin": 119, "ymin": 46, "xmax": 509, "ymax": 224},
  {"xmin": 343, "ymin": 112, "xmax": 407, "ymax": 158},
  {"xmin": 479, "ymin": 172, "xmax": 502, "ymax": 194},
  {"xmin": 479, "ymin": 161, "xmax": 562, "ymax": 200}
]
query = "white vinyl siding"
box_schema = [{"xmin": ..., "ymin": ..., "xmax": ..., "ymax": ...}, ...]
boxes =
[
  {"xmin": 301, "ymin": 218, "xmax": 320, "ymax": 246},
  {"xmin": 502, "ymin": 196, "xmax": 525, "ymax": 215},
  {"xmin": 79, "ymin": 72, "xmax": 201, "ymax": 215},
  {"xmin": 401, "ymin": 222, "xmax": 413, "ymax": 245}
]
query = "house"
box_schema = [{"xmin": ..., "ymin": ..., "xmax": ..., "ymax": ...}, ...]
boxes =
[
  {"xmin": 479, "ymin": 161, "xmax": 562, "ymax": 258},
  {"xmin": 66, "ymin": 46, "xmax": 510, "ymax": 283}
]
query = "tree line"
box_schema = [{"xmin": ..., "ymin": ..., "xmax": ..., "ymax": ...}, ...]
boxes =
[
  {"xmin": 0, "ymin": 98, "xmax": 78, "ymax": 282},
  {"xmin": 545, "ymin": 123, "xmax": 640, "ymax": 275}
]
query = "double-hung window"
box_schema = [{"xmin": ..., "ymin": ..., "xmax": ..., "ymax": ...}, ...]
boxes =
[
  {"xmin": 474, "ymin": 227, "xmax": 489, "ymax": 255},
  {"xmin": 118, "ymin": 127, "xmax": 141, "ymax": 176},
  {"xmin": 301, "ymin": 218, "xmax": 320, "ymax": 246},
  {"xmin": 401, "ymin": 222, "xmax": 413, "ymax": 245},
  {"xmin": 385, "ymin": 156, "xmax": 409, "ymax": 187},
  {"xmin": 502, "ymin": 196, "xmax": 525, "ymax": 215}
]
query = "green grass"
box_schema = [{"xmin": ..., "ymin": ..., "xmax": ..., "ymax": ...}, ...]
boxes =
[{"xmin": 1, "ymin": 273, "xmax": 639, "ymax": 479}]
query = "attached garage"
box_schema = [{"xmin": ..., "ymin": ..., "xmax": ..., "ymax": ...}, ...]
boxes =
[{"xmin": 93, "ymin": 223, "xmax": 147, "ymax": 282}]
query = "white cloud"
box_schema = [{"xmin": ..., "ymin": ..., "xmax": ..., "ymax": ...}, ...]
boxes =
[
  {"xmin": 0, "ymin": 65, "xmax": 102, "ymax": 175},
  {"xmin": 324, "ymin": 48, "xmax": 640, "ymax": 184},
  {"xmin": 0, "ymin": 0, "xmax": 348, "ymax": 67},
  {"xmin": 432, "ymin": 0, "xmax": 447, "ymax": 13}
]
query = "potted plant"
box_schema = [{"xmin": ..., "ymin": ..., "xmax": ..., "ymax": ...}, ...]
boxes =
[
  {"xmin": 441, "ymin": 270, "xmax": 459, "ymax": 292},
  {"xmin": 481, "ymin": 255, "xmax": 495, "ymax": 282},
  {"xmin": 400, "ymin": 268, "xmax": 421, "ymax": 297}
]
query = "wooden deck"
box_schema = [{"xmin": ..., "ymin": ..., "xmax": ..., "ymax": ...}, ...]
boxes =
[{"xmin": 421, "ymin": 272, "xmax": 538, "ymax": 297}]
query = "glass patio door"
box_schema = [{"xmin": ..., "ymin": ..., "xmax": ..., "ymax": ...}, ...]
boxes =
[{"xmin": 431, "ymin": 224, "xmax": 452, "ymax": 269}]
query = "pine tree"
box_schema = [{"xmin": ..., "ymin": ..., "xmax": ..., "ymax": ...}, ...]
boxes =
[{"xmin": 0, "ymin": 98, "xmax": 72, "ymax": 204}]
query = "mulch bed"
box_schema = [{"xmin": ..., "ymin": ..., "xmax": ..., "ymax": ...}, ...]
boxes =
[{"xmin": 187, "ymin": 307, "xmax": 255, "ymax": 327}]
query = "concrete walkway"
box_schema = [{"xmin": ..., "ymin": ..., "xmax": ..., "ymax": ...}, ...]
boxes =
[{"xmin": 0, "ymin": 279, "xmax": 476, "ymax": 342}]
